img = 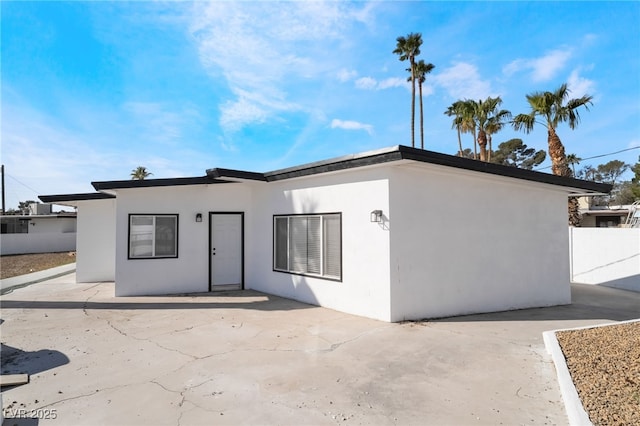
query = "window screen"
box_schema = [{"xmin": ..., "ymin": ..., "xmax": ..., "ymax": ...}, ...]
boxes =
[
  {"xmin": 273, "ymin": 214, "xmax": 341, "ymax": 280},
  {"xmin": 129, "ymin": 214, "xmax": 178, "ymax": 259}
]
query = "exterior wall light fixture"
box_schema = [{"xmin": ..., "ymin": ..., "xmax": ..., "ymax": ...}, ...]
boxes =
[
  {"xmin": 195, "ymin": 213, "xmax": 203, "ymax": 223},
  {"xmin": 370, "ymin": 210, "xmax": 383, "ymax": 223}
]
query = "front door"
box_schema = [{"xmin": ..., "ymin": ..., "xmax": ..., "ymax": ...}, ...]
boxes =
[{"xmin": 209, "ymin": 213, "xmax": 243, "ymax": 290}]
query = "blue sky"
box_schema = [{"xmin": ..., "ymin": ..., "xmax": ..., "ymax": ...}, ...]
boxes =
[{"xmin": 2, "ymin": 1, "xmax": 639, "ymax": 210}]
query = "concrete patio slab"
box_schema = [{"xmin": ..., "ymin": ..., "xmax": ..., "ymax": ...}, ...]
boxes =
[{"xmin": 1, "ymin": 274, "xmax": 639, "ymax": 425}]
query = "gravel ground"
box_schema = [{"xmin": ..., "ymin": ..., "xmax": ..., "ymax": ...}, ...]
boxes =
[
  {"xmin": 556, "ymin": 321, "xmax": 640, "ymax": 426},
  {"xmin": 0, "ymin": 252, "xmax": 76, "ymax": 279}
]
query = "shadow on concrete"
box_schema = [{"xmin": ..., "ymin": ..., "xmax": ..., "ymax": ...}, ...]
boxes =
[
  {"xmin": 1, "ymin": 343, "xmax": 69, "ymax": 407},
  {"xmin": 1, "ymin": 417, "xmax": 39, "ymax": 426},
  {"xmin": 1, "ymin": 344, "xmax": 69, "ymax": 377},
  {"xmin": 0, "ymin": 291, "xmax": 314, "ymax": 313},
  {"xmin": 591, "ymin": 273, "xmax": 640, "ymax": 293},
  {"xmin": 433, "ymin": 284, "xmax": 640, "ymax": 323}
]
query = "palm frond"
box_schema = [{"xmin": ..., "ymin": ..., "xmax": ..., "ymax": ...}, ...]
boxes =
[{"xmin": 511, "ymin": 113, "xmax": 536, "ymax": 133}]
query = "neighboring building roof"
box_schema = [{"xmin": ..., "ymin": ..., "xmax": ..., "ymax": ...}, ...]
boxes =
[
  {"xmin": 44, "ymin": 145, "xmax": 612, "ymax": 198},
  {"xmin": 1, "ymin": 214, "xmax": 77, "ymax": 220}
]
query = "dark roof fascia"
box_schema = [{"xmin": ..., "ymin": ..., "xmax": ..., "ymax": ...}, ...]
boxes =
[
  {"xmin": 91, "ymin": 176, "xmax": 229, "ymax": 191},
  {"xmin": 264, "ymin": 149, "xmax": 403, "ymax": 182},
  {"xmin": 396, "ymin": 146, "xmax": 612, "ymax": 193},
  {"xmin": 83, "ymin": 146, "xmax": 610, "ymax": 194},
  {"xmin": 261, "ymin": 144, "xmax": 611, "ymax": 193},
  {"xmin": 206, "ymin": 168, "xmax": 267, "ymax": 181},
  {"xmin": 39, "ymin": 193, "xmax": 116, "ymax": 203}
]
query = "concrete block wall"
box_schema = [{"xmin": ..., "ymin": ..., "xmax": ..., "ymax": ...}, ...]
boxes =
[{"xmin": 570, "ymin": 227, "xmax": 640, "ymax": 292}]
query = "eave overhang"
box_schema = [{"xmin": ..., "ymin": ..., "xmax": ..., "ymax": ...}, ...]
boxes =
[
  {"xmin": 91, "ymin": 176, "xmax": 229, "ymax": 191},
  {"xmin": 261, "ymin": 145, "xmax": 612, "ymax": 194}
]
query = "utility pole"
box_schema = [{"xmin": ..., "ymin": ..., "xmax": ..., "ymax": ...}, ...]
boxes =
[{"xmin": 1, "ymin": 164, "xmax": 5, "ymax": 214}]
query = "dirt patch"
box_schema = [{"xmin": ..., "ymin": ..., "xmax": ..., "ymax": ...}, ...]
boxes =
[
  {"xmin": 556, "ymin": 322, "xmax": 640, "ymax": 426},
  {"xmin": 0, "ymin": 252, "xmax": 76, "ymax": 279}
]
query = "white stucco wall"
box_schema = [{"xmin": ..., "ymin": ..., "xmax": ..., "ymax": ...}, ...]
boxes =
[
  {"xmin": 105, "ymin": 160, "xmax": 578, "ymax": 322},
  {"xmin": 76, "ymin": 199, "xmax": 116, "ymax": 282},
  {"xmin": 247, "ymin": 167, "xmax": 393, "ymax": 321},
  {"xmin": 570, "ymin": 227, "xmax": 640, "ymax": 292},
  {"xmin": 388, "ymin": 163, "xmax": 571, "ymax": 321},
  {"xmin": 114, "ymin": 184, "xmax": 252, "ymax": 296}
]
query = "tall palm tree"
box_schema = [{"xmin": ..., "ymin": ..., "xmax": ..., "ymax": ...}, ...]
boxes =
[
  {"xmin": 131, "ymin": 166, "xmax": 153, "ymax": 180},
  {"xmin": 413, "ymin": 59, "xmax": 435, "ymax": 150},
  {"xmin": 512, "ymin": 84, "xmax": 593, "ymax": 225},
  {"xmin": 393, "ymin": 32, "xmax": 422, "ymax": 148}
]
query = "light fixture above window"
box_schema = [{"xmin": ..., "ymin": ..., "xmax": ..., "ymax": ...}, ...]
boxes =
[
  {"xmin": 370, "ymin": 210, "xmax": 383, "ymax": 223},
  {"xmin": 195, "ymin": 213, "xmax": 203, "ymax": 223}
]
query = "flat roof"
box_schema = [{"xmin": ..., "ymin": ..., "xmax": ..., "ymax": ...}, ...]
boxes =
[
  {"xmin": 91, "ymin": 176, "xmax": 229, "ymax": 191},
  {"xmin": 263, "ymin": 145, "xmax": 611, "ymax": 193},
  {"xmin": 44, "ymin": 145, "xmax": 613, "ymax": 198},
  {"xmin": 39, "ymin": 193, "xmax": 116, "ymax": 203}
]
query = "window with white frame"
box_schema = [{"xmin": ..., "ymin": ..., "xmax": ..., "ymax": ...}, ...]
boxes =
[
  {"xmin": 273, "ymin": 213, "xmax": 341, "ymax": 280},
  {"xmin": 128, "ymin": 214, "xmax": 178, "ymax": 259}
]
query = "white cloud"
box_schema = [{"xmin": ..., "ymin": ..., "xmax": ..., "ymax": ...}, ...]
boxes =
[
  {"xmin": 187, "ymin": 2, "xmax": 372, "ymax": 133},
  {"xmin": 567, "ymin": 68, "xmax": 596, "ymax": 98},
  {"xmin": 503, "ymin": 49, "xmax": 572, "ymax": 82},
  {"xmin": 378, "ymin": 77, "xmax": 406, "ymax": 90},
  {"xmin": 337, "ymin": 68, "xmax": 358, "ymax": 82},
  {"xmin": 330, "ymin": 119, "xmax": 373, "ymax": 135},
  {"xmin": 123, "ymin": 101, "xmax": 199, "ymax": 145},
  {"xmin": 355, "ymin": 77, "xmax": 377, "ymax": 90},
  {"xmin": 355, "ymin": 76, "xmax": 406, "ymax": 91},
  {"xmin": 433, "ymin": 62, "xmax": 493, "ymax": 100}
]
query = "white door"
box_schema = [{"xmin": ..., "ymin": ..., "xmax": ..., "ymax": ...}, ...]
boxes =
[{"xmin": 210, "ymin": 213, "xmax": 243, "ymax": 288}]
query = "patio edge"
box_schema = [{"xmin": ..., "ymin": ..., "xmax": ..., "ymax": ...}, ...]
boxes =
[{"xmin": 0, "ymin": 263, "xmax": 76, "ymax": 295}]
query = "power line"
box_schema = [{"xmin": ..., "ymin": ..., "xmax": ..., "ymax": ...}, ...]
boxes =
[
  {"xmin": 534, "ymin": 146, "xmax": 640, "ymax": 171},
  {"xmin": 5, "ymin": 173, "xmax": 42, "ymax": 196}
]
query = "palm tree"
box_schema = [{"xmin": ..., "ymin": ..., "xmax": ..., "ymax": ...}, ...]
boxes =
[
  {"xmin": 566, "ymin": 154, "xmax": 582, "ymax": 177},
  {"xmin": 482, "ymin": 98, "xmax": 511, "ymax": 163},
  {"xmin": 413, "ymin": 59, "xmax": 435, "ymax": 150},
  {"xmin": 445, "ymin": 102, "xmax": 465, "ymax": 156},
  {"xmin": 474, "ymin": 97, "xmax": 511, "ymax": 162},
  {"xmin": 512, "ymin": 83, "xmax": 593, "ymax": 225},
  {"xmin": 393, "ymin": 32, "xmax": 422, "ymax": 148},
  {"xmin": 445, "ymin": 100, "xmax": 472, "ymax": 156},
  {"xmin": 131, "ymin": 166, "xmax": 153, "ymax": 180}
]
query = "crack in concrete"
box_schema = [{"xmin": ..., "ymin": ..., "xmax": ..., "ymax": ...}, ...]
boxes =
[
  {"xmin": 106, "ymin": 320, "xmax": 198, "ymax": 360},
  {"xmin": 150, "ymin": 379, "xmax": 223, "ymax": 426},
  {"xmin": 82, "ymin": 289, "xmax": 100, "ymax": 317}
]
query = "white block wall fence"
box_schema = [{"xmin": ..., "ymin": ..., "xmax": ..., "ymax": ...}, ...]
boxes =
[
  {"xmin": 0, "ymin": 232, "xmax": 76, "ymax": 255},
  {"xmin": 569, "ymin": 227, "xmax": 640, "ymax": 292}
]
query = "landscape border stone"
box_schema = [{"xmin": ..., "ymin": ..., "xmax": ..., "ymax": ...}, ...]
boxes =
[{"xmin": 542, "ymin": 318, "xmax": 640, "ymax": 426}]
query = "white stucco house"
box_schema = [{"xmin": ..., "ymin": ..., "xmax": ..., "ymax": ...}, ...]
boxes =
[{"xmin": 40, "ymin": 146, "xmax": 610, "ymax": 322}]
